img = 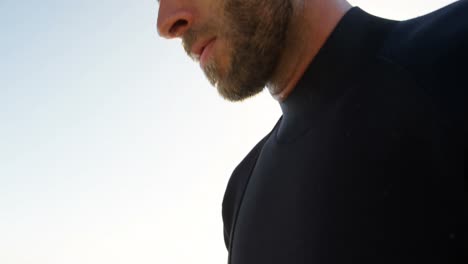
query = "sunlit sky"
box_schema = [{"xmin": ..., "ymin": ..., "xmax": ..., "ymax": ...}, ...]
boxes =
[{"xmin": 0, "ymin": 0, "xmax": 457, "ymax": 263}]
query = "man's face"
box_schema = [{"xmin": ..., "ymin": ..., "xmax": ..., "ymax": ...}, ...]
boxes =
[{"xmin": 157, "ymin": 0, "xmax": 293, "ymax": 101}]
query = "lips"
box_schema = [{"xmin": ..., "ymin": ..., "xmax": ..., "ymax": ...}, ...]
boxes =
[
  {"xmin": 191, "ymin": 37, "xmax": 216, "ymax": 61},
  {"xmin": 199, "ymin": 38, "xmax": 216, "ymax": 68}
]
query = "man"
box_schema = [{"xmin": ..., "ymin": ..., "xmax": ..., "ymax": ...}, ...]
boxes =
[{"xmin": 157, "ymin": 0, "xmax": 466, "ymax": 263}]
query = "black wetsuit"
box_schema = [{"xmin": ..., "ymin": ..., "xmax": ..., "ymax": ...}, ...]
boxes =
[{"xmin": 222, "ymin": 2, "xmax": 467, "ymax": 264}]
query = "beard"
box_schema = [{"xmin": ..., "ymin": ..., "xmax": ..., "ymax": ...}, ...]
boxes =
[{"xmin": 183, "ymin": 0, "xmax": 293, "ymax": 101}]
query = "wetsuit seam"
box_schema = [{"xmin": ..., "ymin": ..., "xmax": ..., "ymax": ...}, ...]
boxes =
[{"xmin": 376, "ymin": 54, "xmax": 429, "ymax": 96}]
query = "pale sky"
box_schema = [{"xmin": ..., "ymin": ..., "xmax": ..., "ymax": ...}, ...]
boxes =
[{"xmin": 0, "ymin": 0, "xmax": 457, "ymax": 263}]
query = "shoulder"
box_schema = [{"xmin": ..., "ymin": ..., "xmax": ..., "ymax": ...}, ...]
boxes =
[
  {"xmin": 376, "ymin": 0, "xmax": 468, "ymax": 115},
  {"xmin": 221, "ymin": 131, "xmax": 271, "ymax": 249},
  {"xmin": 379, "ymin": 0, "xmax": 468, "ymax": 71}
]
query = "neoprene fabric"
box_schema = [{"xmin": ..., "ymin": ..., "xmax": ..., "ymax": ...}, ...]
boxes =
[{"xmin": 222, "ymin": 2, "xmax": 467, "ymax": 263}]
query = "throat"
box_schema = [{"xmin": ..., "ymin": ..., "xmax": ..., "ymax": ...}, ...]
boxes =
[{"xmin": 267, "ymin": 0, "xmax": 352, "ymax": 102}]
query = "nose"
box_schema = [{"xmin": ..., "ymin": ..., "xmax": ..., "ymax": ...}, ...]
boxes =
[{"xmin": 157, "ymin": 1, "xmax": 194, "ymax": 39}]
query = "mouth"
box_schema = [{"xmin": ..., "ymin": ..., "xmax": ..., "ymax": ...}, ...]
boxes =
[{"xmin": 190, "ymin": 37, "xmax": 217, "ymax": 63}]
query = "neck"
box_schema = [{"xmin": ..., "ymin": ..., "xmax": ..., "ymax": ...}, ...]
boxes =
[{"xmin": 267, "ymin": 0, "xmax": 352, "ymax": 102}]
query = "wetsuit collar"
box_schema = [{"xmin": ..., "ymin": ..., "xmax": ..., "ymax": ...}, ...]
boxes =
[{"xmin": 276, "ymin": 7, "xmax": 392, "ymax": 141}]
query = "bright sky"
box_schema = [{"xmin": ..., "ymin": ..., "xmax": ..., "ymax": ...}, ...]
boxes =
[{"xmin": 0, "ymin": 0, "xmax": 457, "ymax": 263}]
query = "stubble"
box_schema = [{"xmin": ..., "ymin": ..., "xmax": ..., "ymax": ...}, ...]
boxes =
[{"xmin": 184, "ymin": 0, "xmax": 293, "ymax": 101}]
